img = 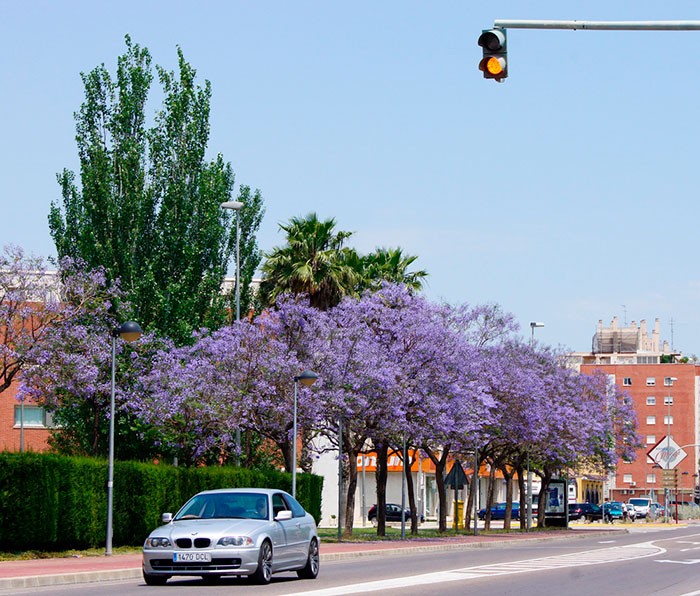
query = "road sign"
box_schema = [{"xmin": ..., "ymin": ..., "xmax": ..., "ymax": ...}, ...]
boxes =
[
  {"xmin": 648, "ymin": 436, "xmax": 687, "ymax": 469},
  {"xmin": 661, "ymin": 468, "xmax": 678, "ymax": 489}
]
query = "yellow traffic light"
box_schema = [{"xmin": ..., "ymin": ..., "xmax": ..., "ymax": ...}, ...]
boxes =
[{"xmin": 478, "ymin": 28, "xmax": 508, "ymax": 81}]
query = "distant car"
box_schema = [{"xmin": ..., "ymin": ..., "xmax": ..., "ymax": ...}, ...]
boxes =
[
  {"xmin": 568, "ymin": 503, "xmax": 602, "ymax": 522},
  {"xmin": 648, "ymin": 503, "xmax": 665, "ymax": 519},
  {"xmin": 628, "ymin": 497, "xmax": 657, "ymax": 519},
  {"xmin": 602, "ymin": 501, "xmax": 625, "ymax": 522},
  {"xmin": 478, "ymin": 502, "xmax": 520, "ymax": 521},
  {"xmin": 367, "ymin": 504, "xmax": 423, "ymax": 523},
  {"xmin": 142, "ymin": 488, "xmax": 319, "ymax": 586}
]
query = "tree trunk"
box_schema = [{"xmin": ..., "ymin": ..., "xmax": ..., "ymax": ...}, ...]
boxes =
[
  {"xmin": 516, "ymin": 465, "xmax": 526, "ymax": 530},
  {"xmin": 484, "ymin": 461, "xmax": 496, "ymax": 530},
  {"xmin": 403, "ymin": 448, "xmax": 419, "ymax": 535},
  {"xmin": 464, "ymin": 473, "xmax": 474, "ymax": 530},
  {"xmin": 424, "ymin": 444, "xmax": 451, "ymax": 532},
  {"xmin": 501, "ymin": 464, "xmax": 514, "ymax": 530},
  {"xmin": 343, "ymin": 446, "xmax": 359, "ymax": 538},
  {"xmin": 375, "ymin": 443, "xmax": 389, "ymax": 537}
]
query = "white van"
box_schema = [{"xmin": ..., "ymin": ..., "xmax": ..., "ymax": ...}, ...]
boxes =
[{"xmin": 628, "ymin": 497, "xmax": 657, "ymax": 519}]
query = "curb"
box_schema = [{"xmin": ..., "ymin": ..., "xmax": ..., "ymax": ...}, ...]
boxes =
[{"xmin": 0, "ymin": 568, "xmax": 142, "ymax": 591}]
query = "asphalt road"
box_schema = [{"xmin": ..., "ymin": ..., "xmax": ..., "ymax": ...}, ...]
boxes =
[{"xmin": 6, "ymin": 526, "xmax": 700, "ymax": 596}]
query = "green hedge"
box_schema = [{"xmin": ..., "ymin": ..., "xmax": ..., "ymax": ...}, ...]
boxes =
[{"xmin": 0, "ymin": 452, "xmax": 322, "ymax": 551}]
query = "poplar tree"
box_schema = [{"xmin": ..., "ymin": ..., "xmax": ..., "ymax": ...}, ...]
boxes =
[{"xmin": 49, "ymin": 36, "xmax": 263, "ymax": 344}]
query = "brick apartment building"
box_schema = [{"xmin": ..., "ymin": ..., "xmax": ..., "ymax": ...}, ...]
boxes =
[
  {"xmin": 0, "ymin": 379, "xmax": 51, "ymax": 452},
  {"xmin": 571, "ymin": 317, "xmax": 700, "ymax": 504}
]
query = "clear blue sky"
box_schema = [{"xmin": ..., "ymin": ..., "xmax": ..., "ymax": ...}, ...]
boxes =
[{"xmin": 2, "ymin": 1, "xmax": 699, "ymax": 354}]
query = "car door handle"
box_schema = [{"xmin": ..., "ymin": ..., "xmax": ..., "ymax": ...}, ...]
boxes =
[{"xmin": 295, "ymin": 523, "xmax": 301, "ymax": 528}]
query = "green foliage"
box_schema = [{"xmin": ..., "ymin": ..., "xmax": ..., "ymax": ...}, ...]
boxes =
[
  {"xmin": 0, "ymin": 453, "xmax": 322, "ymax": 551},
  {"xmin": 49, "ymin": 35, "xmax": 263, "ymax": 345},
  {"xmin": 259, "ymin": 213, "xmax": 426, "ymax": 311}
]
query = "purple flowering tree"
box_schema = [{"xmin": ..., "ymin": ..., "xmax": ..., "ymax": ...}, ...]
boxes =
[{"xmin": 16, "ymin": 257, "xmax": 161, "ymax": 458}]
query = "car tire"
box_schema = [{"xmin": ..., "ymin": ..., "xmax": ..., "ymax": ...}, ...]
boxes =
[
  {"xmin": 252, "ymin": 540, "xmax": 273, "ymax": 584},
  {"xmin": 143, "ymin": 571, "xmax": 169, "ymax": 586},
  {"xmin": 297, "ymin": 538, "xmax": 320, "ymax": 579}
]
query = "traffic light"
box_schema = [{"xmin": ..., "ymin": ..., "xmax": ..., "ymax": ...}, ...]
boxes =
[{"xmin": 478, "ymin": 28, "xmax": 508, "ymax": 81}]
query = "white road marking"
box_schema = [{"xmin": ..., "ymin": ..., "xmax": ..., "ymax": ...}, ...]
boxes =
[
  {"xmin": 289, "ymin": 541, "xmax": 664, "ymax": 596},
  {"xmin": 655, "ymin": 559, "xmax": 700, "ymax": 565}
]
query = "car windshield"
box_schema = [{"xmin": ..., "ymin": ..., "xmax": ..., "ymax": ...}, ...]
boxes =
[
  {"xmin": 174, "ymin": 492, "xmax": 270, "ymax": 521},
  {"xmin": 629, "ymin": 499, "xmax": 648, "ymax": 507}
]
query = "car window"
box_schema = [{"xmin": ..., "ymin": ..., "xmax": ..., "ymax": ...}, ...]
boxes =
[
  {"xmin": 280, "ymin": 493, "xmax": 307, "ymax": 518},
  {"xmin": 272, "ymin": 493, "xmax": 290, "ymax": 517}
]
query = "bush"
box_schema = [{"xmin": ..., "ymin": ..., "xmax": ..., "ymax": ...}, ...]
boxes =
[{"xmin": 0, "ymin": 452, "xmax": 322, "ymax": 551}]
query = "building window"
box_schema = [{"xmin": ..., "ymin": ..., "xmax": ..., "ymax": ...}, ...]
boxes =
[
  {"xmin": 646, "ymin": 396, "xmax": 656, "ymax": 405},
  {"xmin": 664, "ymin": 396, "xmax": 674, "ymax": 405},
  {"xmin": 623, "ymin": 378, "xmax": 632, "ymax": 386},
  {"xmin": 646, "ymin": 435, "xmax": 656, "ymax": 444},
  {"xmin": 646, "ymin": 377, "xmax": 656, "ymax": 386},
  {"xmin": 623, "ymin": 474, "xmax": 633, "ymax": 484},
  {"xmin": 13, "ymin": 405, "xmax": 52, "ymax": 428},
  {"xmin": 647, "ymin": 473, "xmax": 656, "ymax": 484},
  {"xmin": 646, "ymin": 416, "xmax": 656, "ymax": 425},
  {"xmin": 664, "ymin": 415, "xmax": 674, "ymax": 425}
]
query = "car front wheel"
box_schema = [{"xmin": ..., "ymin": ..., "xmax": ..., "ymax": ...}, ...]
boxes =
[
  {"xmin": 297, "ymin": 539, "xmax": 320, "ymax": 579},
  {"xmin": 253, "ymin": 540, "xmax": 273, "ymax": 584}
]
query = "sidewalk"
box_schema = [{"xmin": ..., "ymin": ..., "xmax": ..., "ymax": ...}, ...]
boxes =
[{"xmin": 0, "ymin": 527, "xmax": 630, "ymax": 591}]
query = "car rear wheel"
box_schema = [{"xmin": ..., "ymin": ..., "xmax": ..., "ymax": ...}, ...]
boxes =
[
  {"xmin": 143, "ymin": 571, "xmax": 169, "ymax": 586},
  {"xmin": 252, "ymin": 540, "xmax": 273, "ymax": 584},
  {"xmin": 297, "ymin": 538, "xmax": 320, "ymax": 579}
]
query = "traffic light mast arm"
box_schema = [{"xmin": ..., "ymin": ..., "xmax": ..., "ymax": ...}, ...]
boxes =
[{"xmin": 493, "ymin": 19, "xmax": 700, "ymax": 31}]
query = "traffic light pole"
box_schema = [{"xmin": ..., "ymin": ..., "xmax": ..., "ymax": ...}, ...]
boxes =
[{"xmin": 493, "ymin": 20, "xmax": 700, "ymax": 31}]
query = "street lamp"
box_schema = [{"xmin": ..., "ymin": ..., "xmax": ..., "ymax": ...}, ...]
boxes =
[
  {"xmin": 292, "ymin": 370, "xmax": 318, "ymax": 498},
  {"xmin": 530, "ymin": 322, "xmax": 544, "ymax": 346},
  {"xmin": 220, "ymin": 201, "xmax": 243, "ymax": 322},
  {"xmin": 664, "ymin": 376, "xmax": 677, "ymax": 523},
  {"xmin": 221, "ymin": 200, "xmax": 244, "ymax": 462},
  {"xmin": 106, "ymin": 321, "xmax": 142, "ymax": 556}
]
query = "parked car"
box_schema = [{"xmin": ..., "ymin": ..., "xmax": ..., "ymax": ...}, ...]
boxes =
[
  {"xmin": 478, "ymin": 502, "xmax": 520, "ymax": 521},
  {"xmin": 621, "ymin": 502, "xmax": 636, "ymax": 521},
  {"xmin": 568, "ymin": 503, "xmax": 602, "ymax": 522},
  {"xmin": 648, "ymin": 502, "xmax": 665, "ymax": 519},
  {"xmin": 628, "ymin": 497, "xmax": 656, "ymax": 519},
  {"xmin": 142, "ymin": 488, "xmax": 319, "ymax": 586},
  {"xmin": 367, "ymin": 503, "xmax": 423, "ymax": 523},
  {"xmin": 602, "ymin": 501, "xmax": 625, "ymax": 522}
]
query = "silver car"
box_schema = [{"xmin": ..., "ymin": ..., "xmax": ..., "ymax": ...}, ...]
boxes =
[{"xmin": 142, "ymin": 488, "xmax": 319, "ymax": 585}]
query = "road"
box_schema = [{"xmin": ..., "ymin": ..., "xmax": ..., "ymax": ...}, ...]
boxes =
[{"xmin": 6, "ymin": 526, "xmax": 700, "ymax": 596}]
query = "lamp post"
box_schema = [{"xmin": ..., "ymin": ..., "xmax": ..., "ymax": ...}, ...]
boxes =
[
  {"xmin": 530, "ymin": 322, "xmax": 544, "ymax": 346},
  {"xmin": 106, "ymin": 321, "xmax": 142, "ymax": 556},
  {"xmin": 664, "ymin": 376, "xmax": 677, "ymax": 523},
  {"xmin": 292, "ymin": 370, "xmax": 318, "ymax": 498},
  {"xmin": 220, "ymin": 201, "xmax": 243, "ymax": 321},
  {"xmin": 527, "ymin": 322, "xmax": 543, "ymax": 531},
  {"xmin": 221, "ymin": 200, "xmax": 244, "ymax": 462}
]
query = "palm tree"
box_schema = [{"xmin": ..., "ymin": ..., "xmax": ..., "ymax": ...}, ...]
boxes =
[
  {"xmin": 353, "ymin": 247, "xmax": 428, "ymax": 293},
  {"xmin": 259, "ymin": 213, "xmax": 358, "ymax": 310}
]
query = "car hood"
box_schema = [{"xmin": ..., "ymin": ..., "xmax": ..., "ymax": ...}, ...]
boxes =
[{"xmin": 150, "ymin": 518, "xmax": 265, "ymax": 539}]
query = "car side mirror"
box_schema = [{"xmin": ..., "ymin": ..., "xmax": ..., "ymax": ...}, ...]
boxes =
[
  {"xmin": 275, "ymin": 510, "xmax": 293, "ymax": 521},
  {"xmin": 162, "ymin": 512, "xmax": 173, "ymax": 523}
]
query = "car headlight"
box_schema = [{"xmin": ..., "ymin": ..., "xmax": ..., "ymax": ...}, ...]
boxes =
[
  {"xmin": 144, "ymin": 537, "xmax": 171, "ymax": 548},
  {"xmin": 218, "ymin": 536, "xmax": 254, "ymax": 547}
]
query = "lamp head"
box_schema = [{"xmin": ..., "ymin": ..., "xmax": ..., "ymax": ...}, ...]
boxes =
[
  {"xmin": 294, "ymin": 369, "xmax": 318, "ymax": 387},
  {"xmin": 114, "ymin": 321, "xmax": 143, "ymax": 343},
  {"xmin": 221, "ymin": 201, "xmax": 244, "ymax": 211},
  {"xmin": 530, "ymin": 322, "xmax": 544, "ymax": 329}
]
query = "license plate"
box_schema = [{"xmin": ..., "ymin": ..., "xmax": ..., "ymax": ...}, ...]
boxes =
[{"xmin": 173, "ymin": 552, "xmax": 212, "ymax": 562}]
